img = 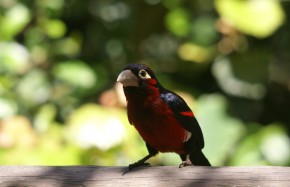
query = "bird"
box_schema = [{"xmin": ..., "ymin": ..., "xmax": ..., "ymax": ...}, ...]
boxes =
[{"xmin": 117, "ymin": 64, "xmax": 211, "ymax": 171}]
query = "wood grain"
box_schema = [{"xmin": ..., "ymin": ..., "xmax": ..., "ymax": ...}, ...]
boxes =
[{"xmin": 0, "ymin": 166, "xmax": 289, "ymax": 187}]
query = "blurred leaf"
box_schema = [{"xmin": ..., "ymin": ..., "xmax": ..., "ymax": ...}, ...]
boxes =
[
  {"xmin": 0, "ymin": 3, "xmax": 31, "ymax": 40},
  {"xmin": 178, "ymin": 42, "xmax": 215, "ymax": 63},
  {"xmin": 54, "ymin": 32, "xmax": 82, "ymax": 56},
  {"xmin": 66, "ymin": 103, "xmax": 150, "ymax": 166},
  {"xmin": 195, "ymin": 94, "xmax": 246, "ymax": 166},
  {"xmin": 165, "ymin": 8, "xmax": 190, "ymax": 37},
  {"xmin": 229, "ymin": 123, "xmax": 266, "ymax": 165},
  {"xmin": 16, "ymin": 69, "xmax": 51, "ymax": 105},
  {"xmin": 42, "ymin": 19, "xmax": 66, "ymax": 39},
  {"xmin": 53, "ymin": 61, "xmax": 96, "ymax": 90},
  {"xmin": 191, "ymin": 16, "xmax": 218, "ymax": 46},
  {"xmin": 215, "ymin": 0, "xmax": 285, "ymax": 38},
  {"xmin": 230, "ymin": 124, "xmax": 290, "ymax": 166},
  {"xmin": 67, "ymin": 104, "xmax": 127, "ymax": 150},
  {"xmin": 30, "ymin": 45, "xmax": 48, "ymax": 64},
  {"xmin": 212, "ymin": 57, "xmax": 266, "ymax": 99},
  {"xmin": 260, "ymin": 125, "xmax": 290, "ymax": 165},
  {"xmin": 34, "ymin": 103, "xmax": 57, "ymax": 133},
  {"xmin": 0, "ymin": 42, "xmax": 30, "ymax": 74},
  {"xmin": 0, "ymin": 98, "xmax": 17, "ymax": 119}
]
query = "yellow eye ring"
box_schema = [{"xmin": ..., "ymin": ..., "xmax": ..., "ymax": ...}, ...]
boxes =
[
  {"xmin": 139, "ymin": 70, "xmax": 146, "ymax": 78},
  {"xmin": 138, "ymin": 69, "xmax": 151, "ymax": 79}
]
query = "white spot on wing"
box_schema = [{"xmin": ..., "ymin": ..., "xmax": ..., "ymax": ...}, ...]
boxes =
[{"xmin": 184, "ymin": 130, "xmax": 192, "ymax": 142}]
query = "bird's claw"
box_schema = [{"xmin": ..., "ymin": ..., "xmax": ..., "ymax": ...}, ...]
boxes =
[
  {"xmin": 129, "ymin": 162, "xmax": 151, "ymax": 171},
  {"xmin": 179, "ymin": 155, "xmax": 193, "ymax": 168},
  {"xmin": 179, "ymin": 161, "xmax": 193, "ymax": 168},
  {"xmin": 123, "ymin": 162, "xmax": 151, "ymax": 175}
]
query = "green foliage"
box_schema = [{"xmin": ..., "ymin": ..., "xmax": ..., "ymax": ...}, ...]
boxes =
[
  {"xmin": 166, "ymin": 8, "xmax": 190, "ymax": 37},
  {"xmin": 53, "ymin": 61, "xmax": 96, "ymax": 90},
  {"xmin": 230, "ymin": 124, "xmax": 290, "ymax": 166},
  {"xmin": 0, "ymin": 0, "xmax": 290, "ymax": 166},
  {"xmin": 0, "ymin": 4, "xmax": 31, "ymax": 40},
  {"xmin": 215, "ymin": 0, "xmax": 285, "ymax": 38},
  {"xmin": 196, "ymin": 94, "xmax": 246, "ymax": 165}
]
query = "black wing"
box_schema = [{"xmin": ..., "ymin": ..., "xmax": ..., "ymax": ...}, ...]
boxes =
[{"xmin": 160, "ymin": 89, "xmax": 204, "ymax": 149}]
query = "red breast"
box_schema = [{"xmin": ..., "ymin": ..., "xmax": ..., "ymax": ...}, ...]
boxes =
[{"xmin": 126, "ymin": 90, "xmax": 187, "ymax": 154}]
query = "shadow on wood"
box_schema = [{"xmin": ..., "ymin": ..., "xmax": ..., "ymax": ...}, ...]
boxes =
[{"xmin": 0, "ymin": 166, "xmax": 290, "ymax": 186}]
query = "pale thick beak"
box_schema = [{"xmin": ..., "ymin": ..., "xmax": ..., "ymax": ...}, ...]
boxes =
[{"xmin": 117, "ymin": 70, "xmax": 139, "ymax": 87}]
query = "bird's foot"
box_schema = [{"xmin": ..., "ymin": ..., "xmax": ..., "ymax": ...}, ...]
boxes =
[
  {"xmin": 129, "ymin": 161, "xmax": 151, "ymax": 171},
  {"xmin": 179, "ymin": 161, "xmax": 193, "ymax": 168},
  {"xmin": 122, "ymin": 162, "xmax": 151, "ymax": 175},
  {"xmin": 179, "ymin": 155, "xmax": 193, "ymax": 168}
]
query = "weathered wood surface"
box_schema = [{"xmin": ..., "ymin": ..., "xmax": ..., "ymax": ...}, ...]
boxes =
[{"xmin": 0, "ymin": 166, "xmax": 289, "ymax": 187}]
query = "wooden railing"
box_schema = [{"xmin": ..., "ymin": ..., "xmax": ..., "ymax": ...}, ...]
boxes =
[{"xmin": 0, "ymin": 166, "xmax": 289, "ymax": 186}]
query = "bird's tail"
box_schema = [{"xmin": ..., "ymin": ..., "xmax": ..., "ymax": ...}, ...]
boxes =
[{"xmin": 190, "ymin": 151, "xmax": 211, "ymax": 166}]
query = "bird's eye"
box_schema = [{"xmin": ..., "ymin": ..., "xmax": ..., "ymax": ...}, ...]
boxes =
[
  {"xmin": 139, "ymin": 70, "xmax": 146, "ymax": 77},
  {"xmin": 138, "ymin": 69, "xmax": 151, "ymax": 79}
]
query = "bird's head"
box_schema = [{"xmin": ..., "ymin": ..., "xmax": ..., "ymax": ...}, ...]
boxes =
[{"xmin": 117, "ymin": 64, "xmax": 160, "ymax": 89}]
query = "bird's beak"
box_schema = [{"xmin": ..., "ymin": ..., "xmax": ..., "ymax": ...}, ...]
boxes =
[{"xmin": 117, "ymin": 70, "xmax": 139, "ymax": 87}]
